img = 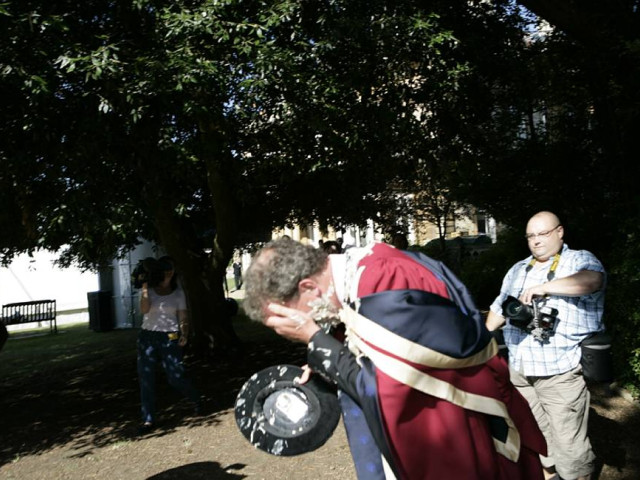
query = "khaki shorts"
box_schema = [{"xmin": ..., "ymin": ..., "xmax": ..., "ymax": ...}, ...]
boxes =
[{"xmin": 510, "ymin": 365, "xmax": 595, "ymax": 479}]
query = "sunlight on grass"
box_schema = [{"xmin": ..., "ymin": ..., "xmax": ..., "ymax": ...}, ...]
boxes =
[
  {"xmin": 50, "ymin": 353, "xmax": 84, "ymax": 363},
  {"xmin": 110, "ymin": 440, "xmax": 131, "ymax": 450},
  {"xmin": 0, "ymin": 303, "xmax": 280, "ymax": 387},
  {"xmin": 0, "ymin": 324, "xmax": 138, "ymax": 384}
]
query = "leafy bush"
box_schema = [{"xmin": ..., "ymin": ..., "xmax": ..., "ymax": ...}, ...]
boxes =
[
  {"xmin": 604, "ymin": 231, "xmax": 640, "ymax": 396},
  {"xmin": 412, "ymin": 228, "xmax": 527, "ymax": 310},
  {"xmin": 457, "ymin": 229, "xmax": 527, "ymax": 309}
]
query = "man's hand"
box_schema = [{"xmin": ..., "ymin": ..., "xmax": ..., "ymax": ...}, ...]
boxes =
[
  {"xmin": 519, "ymin": 284, "xmax": 547, "ymax": 306},
  {"xmin": 265, "ymin": 303, "xmax": 321, "ymax": 344}
]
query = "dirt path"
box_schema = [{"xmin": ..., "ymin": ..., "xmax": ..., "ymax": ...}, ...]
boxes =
[
  {"xmin": 1, "ymin": 326, "xmax": 639, "ymax": 480},
  {"xmin": 0, "ymin": 408, "xmax": 355, "ymax": 480}
]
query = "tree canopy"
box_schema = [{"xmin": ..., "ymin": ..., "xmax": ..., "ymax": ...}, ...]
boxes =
[
  {"xmin": 0, "ymin": 2, "xmax": 456, "ymax": 262},
  {"xmin": 1, "ymin": 0, "xmax": 518, "ymax": 346},
  {"xmin": 2, "ymin": 1, "xmax": 640, "ymax": 367}
]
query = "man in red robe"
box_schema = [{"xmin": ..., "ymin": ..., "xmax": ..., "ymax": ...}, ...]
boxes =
[{"xmin": 243, "ymin": 237, "xmax": 546, "ymax": 479}]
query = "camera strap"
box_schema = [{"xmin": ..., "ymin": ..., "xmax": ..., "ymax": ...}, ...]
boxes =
[
  {"xmin": 516, "ymin": 252, "xmax": 562, "ymax": 299},
  {"xmin": 513, "ymin": 253, "xmax": 562, "ymax": 341},
  {"xmin": 525, "ymin": 252, "xmax": 561, "ymax": 281}
]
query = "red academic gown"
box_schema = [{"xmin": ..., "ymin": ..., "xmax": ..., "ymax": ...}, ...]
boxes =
[{"xmin": 307, "ymin": 243, "xmax": 546, "ymax": 479}]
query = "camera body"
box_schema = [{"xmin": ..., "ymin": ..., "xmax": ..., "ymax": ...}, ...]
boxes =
[
  {"xmin": 131, "ymin": 257, "xmax": 167, "ymax": 289},
  {"xmin": 502, "ymin": 295, "xmax": 559, "ymax": 341}
]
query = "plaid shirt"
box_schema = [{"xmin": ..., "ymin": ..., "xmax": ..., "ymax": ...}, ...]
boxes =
[{"xmin": 490, "ymin": 244, "xmax": 605, "ymax": 376}]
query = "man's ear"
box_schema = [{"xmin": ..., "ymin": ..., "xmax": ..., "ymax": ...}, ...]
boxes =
[{"xmin": 298, "ymin": 278, "xmax": 317, "ymax": 295}]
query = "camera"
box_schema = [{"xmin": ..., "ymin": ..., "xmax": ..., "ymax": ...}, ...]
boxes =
[
  {"xmin": 501, "ymin": 295, "xmax": 559, "ymax": 341},
  {"xmin": 131, "ymin": 257, "xmax": 168, "ymax": 289}
]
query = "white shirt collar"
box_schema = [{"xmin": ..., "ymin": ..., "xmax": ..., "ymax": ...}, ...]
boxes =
[{"xmin": 328, "ymin": 254, "xmax": 347, "ymax": 303}]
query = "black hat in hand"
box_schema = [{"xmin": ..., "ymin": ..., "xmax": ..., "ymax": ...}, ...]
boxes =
[{"xmin": 235, "ymin": 364, "xmax": 340, "ymax": 456}]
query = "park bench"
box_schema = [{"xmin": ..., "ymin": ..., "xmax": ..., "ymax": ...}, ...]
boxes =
[{"xmin": 1, "ymin": 299, "xmax": 57, "ymax": 334}]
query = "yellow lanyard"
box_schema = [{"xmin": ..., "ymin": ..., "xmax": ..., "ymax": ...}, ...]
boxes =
[{"xmin": 526, "ymin": 252, "xmax": 561, "ymax": 281}]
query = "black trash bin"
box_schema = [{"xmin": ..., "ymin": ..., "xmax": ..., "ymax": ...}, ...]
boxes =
[{"xmin": 87, "ymin": 291, "xmax": 114, "ymax": 332}]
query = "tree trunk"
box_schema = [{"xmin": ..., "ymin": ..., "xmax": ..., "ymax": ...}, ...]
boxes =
[
  {"xmin": 152, "ymin": 202, "xmax": 241, "ymax": 357},
  {"xmin": 132, "ymin": 112, "xmax": 243, "ymax": 357}
]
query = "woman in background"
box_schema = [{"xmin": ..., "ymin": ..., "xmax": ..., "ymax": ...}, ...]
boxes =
[{"xmin": 137, "ymin": 256, "xmax": 201, "ymax": 434}]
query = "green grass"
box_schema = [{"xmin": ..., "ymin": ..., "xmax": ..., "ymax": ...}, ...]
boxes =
[
  {"xmin": 226, "ymin": 275, "xmax": 240, "ymax": 292},
  {"xmin": 0, "ymin": 305, "xmax": 277, "ymax": 385},
  {"xmin": 0, "ymin": 323, "xmax": 138, "ymax": 384}
]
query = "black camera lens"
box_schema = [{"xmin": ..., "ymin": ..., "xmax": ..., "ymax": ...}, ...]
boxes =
[
  {"xmin": 502, "ymin": 296, "xmax": 534, "ymax": 322},
  {"xmin": 503, "ymin": 299, "xmax": 522, "ymax": 317},
  {"xmin": 131, "ymin": 261, "xmax": 148, "ymax": 289}
]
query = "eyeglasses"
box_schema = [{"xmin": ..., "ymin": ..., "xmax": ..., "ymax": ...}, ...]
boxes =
[{"xmin": 525, "ymin": 225, "xmax": 560, "ymax": 240}]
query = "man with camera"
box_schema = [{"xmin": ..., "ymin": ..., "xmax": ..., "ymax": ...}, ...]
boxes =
[{"xmin": 486, "ymin": 211, "xmax": 606, "ymax": 480}]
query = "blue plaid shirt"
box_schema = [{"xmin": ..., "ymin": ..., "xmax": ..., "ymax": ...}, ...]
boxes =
[{"xmin": 489, "ymin": 244, "xmax": 605, "ymax": 376}]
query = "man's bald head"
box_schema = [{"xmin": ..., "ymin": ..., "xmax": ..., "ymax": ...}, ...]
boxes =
[{"xmin": 528, "ymin": 211, "xmax": 560, "ymax": 228}]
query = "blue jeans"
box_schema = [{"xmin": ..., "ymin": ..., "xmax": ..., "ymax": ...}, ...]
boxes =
[{"xmin": 137, "ymin": 329, "xmax": 200, "ymax": 424}]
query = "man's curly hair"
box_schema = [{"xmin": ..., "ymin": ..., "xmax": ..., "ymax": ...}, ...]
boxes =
[{"xmin": 243, "ymin": 237, "xmax": 328, "ymax": 322}]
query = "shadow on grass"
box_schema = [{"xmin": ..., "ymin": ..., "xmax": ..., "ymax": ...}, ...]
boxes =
[
  {"xmin": 3, "ymin": 322, "xmax": 640, "ymax": 480},
  {"xmin": 146, "ymin": 461, "xmax": 248, "ymax": 479},
  {"xmin": 0, "ymin": 320, "xmax": 306, "ymax": 467},
  {"xmin": 587, "ymin": 383, "xmax": 640, "ymax": 479}
]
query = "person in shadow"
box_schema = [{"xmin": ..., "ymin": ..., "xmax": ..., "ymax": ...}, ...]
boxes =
[{"xmin": 137, "ymin": 256, "xmax": 202, "ymax": 434}]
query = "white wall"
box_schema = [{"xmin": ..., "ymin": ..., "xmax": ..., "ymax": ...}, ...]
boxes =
[
  {"xmin": 0, "ymin": 250, "xmax": 99, "ymax": 312},
  {"xmin": 0, "ymin": 242, "xmax": 179, "ymax": 330}
]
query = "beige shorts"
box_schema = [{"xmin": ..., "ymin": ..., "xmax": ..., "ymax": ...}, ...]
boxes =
[{"xmin": 510, "ymin": 365, "xmax": 595, "ymax": 479}]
